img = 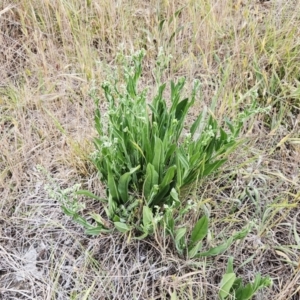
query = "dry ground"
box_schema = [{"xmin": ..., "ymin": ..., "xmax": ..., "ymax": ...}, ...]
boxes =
[{"xmin": 0, "ymin": 0, "xmax": 300, "ymax": 299}]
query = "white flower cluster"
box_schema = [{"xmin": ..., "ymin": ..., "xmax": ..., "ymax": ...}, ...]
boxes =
[
  {"xmin": 132, "ymin": 48, "xmax": 146, "ymax": 60},
  {"xmin": 45, "ymin": 183, "xmax": 84, "ymax": 212},
  {"xmin": 153, "ymin": 205, "xmax": 164, "ymax": 223},
  {"xmin": 201, "ymin": 125, "xmax": 215, "ymax": 146},
  {"xmin": 156, "ymin": 47, "xmax": 173, "ymax": 67},
  {"xmin": 90, "ymin": 150, "xmax": 100, "ymax": 161},
  {"xmin": 101, "ymin": 80, "xmax": 113, "ymax": 90}
]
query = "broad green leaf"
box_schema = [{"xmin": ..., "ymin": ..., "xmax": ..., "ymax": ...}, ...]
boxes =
[
  {"xmin": 72, "ymin": 214, "xmax": 92, "ymax": 229},
  {"xmin": 214, "ymin": 136, "xmax": 224, "ymax": 152},
  {"xmin": 147, "ymin": 185, "xmax": 160, "ymax": 206},
  {"xmin": 90, "ymin": 213, "xmax": 106, "ymax": 226},
  {"xmin": 176, "ymin": 150, "xmax": 189, "ymax": 171},
  {"xmin": 118, "ymin": 172, "xmax": 131, "ymax": 203},
  {"xmin": 165, "ymin": 144, "xmax": 177, "ymax": 161},
  {"xmin": 126, "ymin": 75, "xmax": 136, "ymax": 96},
  {"xmin": 114, "ymin": 222, "xmax": 131, "ymax": 233},
  {"xmin": 197, "ymin": 237, "xmax": 234, "ymax": 257},
  {"xmin": 142, "ymin": 124, "xmax": 152, "ymax": 162},
  {"xmin": 218, "ymin": 273, "xmax": 236, "ymax": 300},
  {"xmin": 152, "ymin": 137, "xmax": 163, "ymax": 174},
  {"xmin": 170, "ymin": 79, "xmax": 185, "ymax": 112},
  {"xmin": 112, "ymin": 215, "xmax": 120, "ymax": 222},
  {"xmin": 164, "ymin": 215, "xmax": 175, "ymax": 236},
  {"xmin": 252, "ymin": 273, "xmax": 262, "ymax": 291},
  {"xmin": 236, "ymin": 274, "xmax": 272, "ymax": 300},
  {"xmin": 215, "ymin": 140, "xmax": 237, "ymax": 157},
  {"xmin": 170, "ymin": 188, "xmax": 180, "ymax": 207},
  {"xmin": 176, "ymin": 161, "xmax": 183, "ymax": 189},
  {"xmin": 193, "ymin": 106, "xmax": 207, "ymax": 139},
  {"xmin": 144, "ymin": 163, "xmax": 159, "ymax": 199},
  {"xmin": 144, "ymin": 163, "xmax": 154, "ymax": 198},
  {"xmin": 175, "ymin": 227, "xmax": 187, "ymax": 245},
  {"xmin": 236, "ymin": 283, "xmax": 254, "ymax": 300},
  {"xmin": 160, "ymin": 165, "xmax": 177, "ymax": 189},
  {"xmin": 151, "ymin": 165, "xmax": 177, "ymax": 205},
  {"xmin": 175, "ymin": 98, "xmax": 189, "ymax": 122},
  {"xmin": 152, "ymin": 185, "xmax": 171, "ymax": 206},
  {"xmin": 232, "ymin": 278, "xmax": 243, "ymax": 291},
  {"xmin": 226, "ymin": 257, "xmax": 234, "ymax": 274},
  {"xmin": 143, "ymin": 206, "xmax": 153, "ymax": 228},
  {"xmin": 190, "ymin": 112, "xmax": 204, "ymax": 137},
  {"xmin": 188, "ymin": 241, "xmax": 203, "ymax": 259},
  {"xmin": 202, "ymin": 159, "xmax": 226, "ymax": 177},
  {"xmin": 61, "ymin": 206, "xmax": 75, "ymax": 217},
  {"xmin": 157, "ymin": 82, "xmax": 167, "ymax": 98},
  {"xmin": 108, "ymin": 194, "xmax": 117, "ymax": 218},
  {"xmin": 117, "ymin": 165, "xmax": 140, "ymax": 203},
  {"xmin": 190, "ymin": 150, "xmax": 204, "ymax": 167},
  {"xmin": 107, "ymin": 166, "xmax": 119, "ymax": 202},
  {"xmin": 219, "ymin": 128, "xmax": 228, "ymax": 143},
  {"xmin": 190, "ymin": 215, "xmax": 209, "ymax": 246},
  {"xmin": 204, "ymin": 137, "xmax": 216, "ymax": 160}
]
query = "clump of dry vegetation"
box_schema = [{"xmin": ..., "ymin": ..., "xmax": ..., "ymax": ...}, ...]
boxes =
[{"xmin": 1, "ymin": 0, "xmax": 300, "ymax": 299}]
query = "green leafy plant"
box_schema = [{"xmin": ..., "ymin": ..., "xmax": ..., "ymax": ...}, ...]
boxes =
[
  {"xmin": 52, "ymin": 49, "xmax": 270, "ymax": 239},
  {"xmin": 43, "ymin": 49, "xmax": 271, "ymax": 298},
  {"xmin": 166, "ymin": 214, "xmax": 252, "ymax": 259},
  {"xmin": 219, "ymin": 257, "xmax": 272, "ymax": 300},
  {"xmin": 88, "ymin": 49, "xmax": 246, "ymax": 235},
  {"xmin": 48, "ymin": 49, "xmax": 268, "ymax": 243}
]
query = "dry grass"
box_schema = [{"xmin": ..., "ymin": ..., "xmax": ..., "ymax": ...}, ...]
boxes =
[{"xmin": 1, "ymin": 0, "xmax": 300, "ymax": 299}]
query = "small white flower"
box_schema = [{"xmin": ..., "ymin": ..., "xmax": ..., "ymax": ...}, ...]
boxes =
[{"xmin": 103, "ymin": 141, "xmax": 112, "ymax": 148}]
